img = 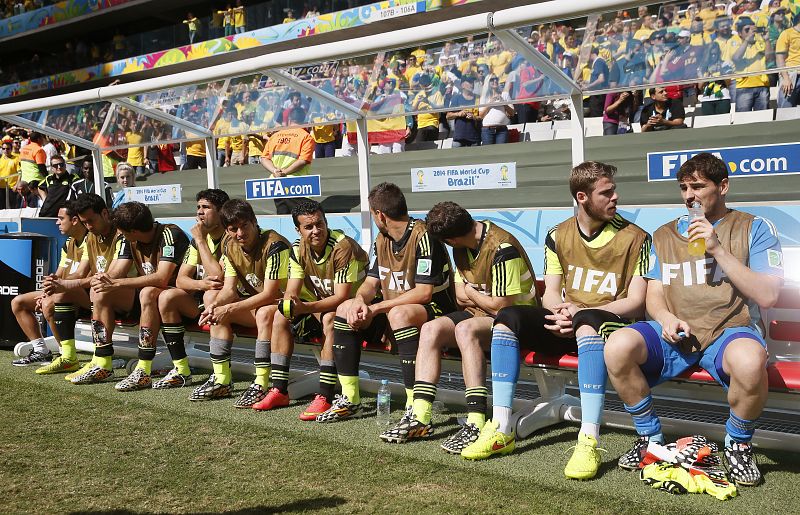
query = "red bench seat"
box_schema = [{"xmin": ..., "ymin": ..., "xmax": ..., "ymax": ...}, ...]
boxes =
[{"xmin": 523, "ymin": 350, "xmax": 800, "ymax": 392}]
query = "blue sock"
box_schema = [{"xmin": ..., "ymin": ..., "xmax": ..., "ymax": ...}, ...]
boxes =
[
  {"xmin": 725, "ymin": 410, "xmax": 756, "ymax": 446},
  {"xmin": 624, "ymin": 394, "xmax": 663, "ymax": 443},
  {"xmin": 577, "ymin": 334, "xmax": 606, "ymax": 434},
  {"xmin": 490, "ymin": 328, "xmax": 519, "ymax": 435}
]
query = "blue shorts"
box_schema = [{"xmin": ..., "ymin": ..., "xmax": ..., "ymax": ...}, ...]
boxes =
[{"xmin": 628, "ymin": 321, "xmax": 766, "ymax": 390}]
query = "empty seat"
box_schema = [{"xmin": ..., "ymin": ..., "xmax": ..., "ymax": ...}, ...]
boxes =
[
  {"xmin": 692, "ymin": 113, "xmax": 731, "ymax": 128},
  {"xmin": 732, "ymin": 109, "xmax": 774, "ymax": 124},
  {"xmin": 776, "ymin": 107, "xmax": 800, "ymax": 121},
  {"xmin": 583, "ymin": 117, "xmax": 604, "ymax": 137}
]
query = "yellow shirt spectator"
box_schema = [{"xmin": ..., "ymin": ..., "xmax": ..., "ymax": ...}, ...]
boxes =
[
  {"xmin": 233, "ymin": 6, "xmax": 246, "ymax": 28},
  {"xmin": 312, "ymin": 124, "xmax": 336, "ymax": 144},
  {"xmin": 248, "ymin": 133, "xmax": 267, "ymax": 156},
  {"xmin": 186, "ymin": 140, "xmax": 206, "ymax": 158},
  {"xmin": 125, "ymin": 131, "xmax": 144, "ymax": 167},
  {"xmin": 0, "ymin": 151, "xmax": 20, "ymax": 189},
  {"xmin": 776, "ymin": 27, "xmax": 800, "ymax": 67},
  {"xmin": 724, "ymin": 33, "xmax": 770, "ymax": 88}
]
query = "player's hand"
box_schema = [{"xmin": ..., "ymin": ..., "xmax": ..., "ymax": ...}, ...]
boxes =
[
  {"xmin": 543, "ymin": 311, "xmax": 574, "ymax": 338},
  {"xmin": 90, "ymin": 273, "xmax": 117, "ymax": 293},
  {"xmin": 200, "ymin": 276, "xmax": 223, "ymax": 290},
  {"xmin": 35, "ymin": 295, "xmax": 44, "ymax": 312},
  {"xmin": 551, "ymin": 302, "xmax": 578, "ymax": 318},
  {"xmin": 198, "ymin": 303, "xmax": 216, "ymax": 326},
  {"xmin": 191, "ymin": 220, "xmax": 208, "ymax": 241},
  {"xmin": 347, "ymin": 299, "xmax": 370, "ymax": 329},
  {"xmin": 42, "ymin": 274, "xmax": 65, "ymax": 295},
  {"xmin": 285, "ymin": 294, "xmax": 307, "ymax": 316},
  {"xmin": 210, "ymin": 304, "xmax": 231, "ymax": 324},
  {"xmin": 661, "ymin": 315, "xmax": 692, "ymax": 345},
  {"xmin": 687, "ymin": 216, "xmax": 720, "ymax": 254}
]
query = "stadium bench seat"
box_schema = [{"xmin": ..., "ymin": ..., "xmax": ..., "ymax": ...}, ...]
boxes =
[{"xmin": 520, "ymin": 279, "xmax": 800, "ymax": 394}]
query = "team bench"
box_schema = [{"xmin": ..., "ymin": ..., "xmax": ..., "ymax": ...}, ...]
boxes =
[{"xmin": 73, "ymin": 280, "xmax": 800, "ymax": 451}]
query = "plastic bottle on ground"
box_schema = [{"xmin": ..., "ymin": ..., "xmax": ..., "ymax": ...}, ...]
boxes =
[{"xmin": 376, "ymin": 379, "xmax": 391, "ymax": 426}]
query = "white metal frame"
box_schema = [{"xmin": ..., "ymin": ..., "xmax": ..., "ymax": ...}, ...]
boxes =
[{"xmin": 0, "ymin": 114, "xmax": 105, "ymax": 188}]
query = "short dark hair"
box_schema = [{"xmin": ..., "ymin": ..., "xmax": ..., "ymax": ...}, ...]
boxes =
[
  {"xmin": 219, "ymin": 199, "xmax": 257, "ymax": 227},
  {"xmin": 569, "ymin": 161, "xmax": 617, "ymax": 200},
  {"xmin": 113, "ymin": 202, "xmax": 154, "ymax": 232},
  {"xmin": 63, "ymin": 199, "xmax": 79, "ymax": 218},
  {"xmin": 196, "ymin": 189, "xmax": 230, "ymax": 209},
  {"xmin": 288, "ymin": 107, "xmax": 307, "ymax": 124},
  {"xmin": 368, "ymin": 182, "xmax": 407, "ymax": 219},
  {"xmin": 425, "ymin": 202, "xmax": 474, "ymax": 240},
  {"xmin": 676, "ymin": 152, "xmax": 728, "ymax": 185},
  {"xmin": 291, "ymin": 198, "xmax": 326, "ymax": 227},
  {"xmin": 72, "ymin": 192, "xmax": 107, "ymax": 215}
]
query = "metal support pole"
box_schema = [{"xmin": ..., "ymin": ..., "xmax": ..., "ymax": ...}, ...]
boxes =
[
  {"xmin": 92, "ymin": 148, "xmax": 105, "ymax": 198},
  {"xmin": 567, "ymin": 92, "xmax": 585, "ymax": 214},
  {"xmin": 567, "ymin": 92, "xmax": 585, "ymax": 168},
  {"xmin": 204, "ymin": 137, "xmax": 219, "ymax": 189},
  {"xmin": 355, "ymin": 117, "xmax": 372, "ymax": 249}
]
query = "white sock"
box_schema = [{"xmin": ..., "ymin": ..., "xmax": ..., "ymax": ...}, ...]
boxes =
[
  {"xmin": 494, "ymin": 406, "xmax": 513, "ymax": 435},
  {"xmin": 580, "ymin": 422, "xmax": 600, "ymax": 442},
  {"xmin": 32, "ymin": 338, "xmax": 48, "ymax": 353}
]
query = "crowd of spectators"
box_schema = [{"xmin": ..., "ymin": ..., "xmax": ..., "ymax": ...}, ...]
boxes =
[
  {"xmin": 0, "ymin": 0, "xmax": 50, "ymax": 18},
  {"xmin": 3, "ymin": 1, "xmax": 800, "ymax": 208},
  {"xmin": 0, "ymin": 0, "xmax": 369, "ymax": 85}
]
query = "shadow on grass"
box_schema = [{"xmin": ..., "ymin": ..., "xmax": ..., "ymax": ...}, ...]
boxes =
[{"xmin": 70, "ymin": 495, "xmax": 347, "ymax": 515}]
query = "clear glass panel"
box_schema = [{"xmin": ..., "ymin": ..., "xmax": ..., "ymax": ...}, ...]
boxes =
[
  {"xmin": 570, "ymin": 0, "xmax": 794, "ymax": 93},
  {"xmin": 99, "ymin": 105, "xmax": 202, "ymax": 150},
  {"xmin": 21, "ymin": 102, "xmax": 112, "ymax": 145},
  {"xmin": 16, "ymin": 111, "xmax": 47, "ymax": 125},
  {"xmin": 135, "ymin": 80, "xmax": 228, "ymax": 131},
  {"xmin": 211, "ymin": 71, "xmax": 352, "ymax": 138},
  {"xmin": 360, "ymin": 31, "xmax": 573, "ymax": 120}
]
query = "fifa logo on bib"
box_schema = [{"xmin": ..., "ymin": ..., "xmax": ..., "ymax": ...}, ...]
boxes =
[
  {"xmin": 662, "ymin": 258, "xmax": 727, "ymax": 286},
  {"xmin": 567, "ymin": 265, "xmax": 618, "ymax": 295},
  {"xmin": 310, "ymin": 275, "xmax": 333, "ymax": 296},
  {"xmin": 378, "ymin": 266, "xmax": 410, "ymax": 292}
]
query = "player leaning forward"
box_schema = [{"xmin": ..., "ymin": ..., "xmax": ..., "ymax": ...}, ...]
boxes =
[
  {"xmin": 605, "ymin": 153, "xmax": 783, "ymax": 486},
  {"xmin": 259, "ymin": 199, "xmax": 369, "ymax": 419}
]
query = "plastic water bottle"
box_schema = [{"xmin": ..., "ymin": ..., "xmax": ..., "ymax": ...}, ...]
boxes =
[
  {"xmin": 376, "ymin": 379, "xmax": 391, "ymax": 426},
  {"xmin": 112, "ymin": 359, "xmax": 127, "ymax": 369},
  {"xmin": 687, "ymin": 201, "xmax": 706, "ymax": 256}
]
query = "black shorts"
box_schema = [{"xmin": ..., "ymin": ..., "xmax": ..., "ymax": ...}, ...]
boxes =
[
  {"xmin": 492, "ymin": 305, "xmax": 631, "ymax": 355},
  {"xmin": 293, "ymin": 313, "xmax": 324, "ymax": 342},
  {"xmin": 113, "ymin": 289, "xmax": 142, "ymax": 321},
  {"xmin": 423, "ymin": 301, "xmax": 450, "ymax": 322},
  {"xmin": 443, "ymin": 310, "xmax": 478, "ymax": 326}
]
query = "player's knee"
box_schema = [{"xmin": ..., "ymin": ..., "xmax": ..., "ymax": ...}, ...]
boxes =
[
  {"xmin": 256, "ymin": 304, "xmax": 276, "ymax": 326},
  {"xmin": 139, "ymin": 286, "xmax": 161, "ymax": 306},
  {"xmin": 157, "ymin": 288, "xmax": 178, "ymax": 311},
  {"xmin": 336, "ymin": 299, "xmax": 353, "ymax": 317},
  {"xmin": 387, "ymin": 304, "xmax": 415, "ymax": 327},
  {"xmin": 202, "ymin": 289, "xmax": 219, "ymax": 305},
  {"xmin": 572, "ymin": 308, "xmax": 607, "ymax": 334},
  {"xmin": 454, "ymin": 319, "xmax": 480, "ymax": 347},
  {"xmin": 419, "ymin": 320, "xmax": 446, "ymax": 349},
  {"xmin": 604, "ymin": 329, "xmax": 641, "ymax": 370},
  {"xmin": 725, "ymin": 342, "xmax": 768, "ymax": 383}
]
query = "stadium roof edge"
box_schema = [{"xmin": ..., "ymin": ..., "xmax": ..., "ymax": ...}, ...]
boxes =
[{"xmin": 0, "ymin": 0, "xmax": 646, "ymax": 116}]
